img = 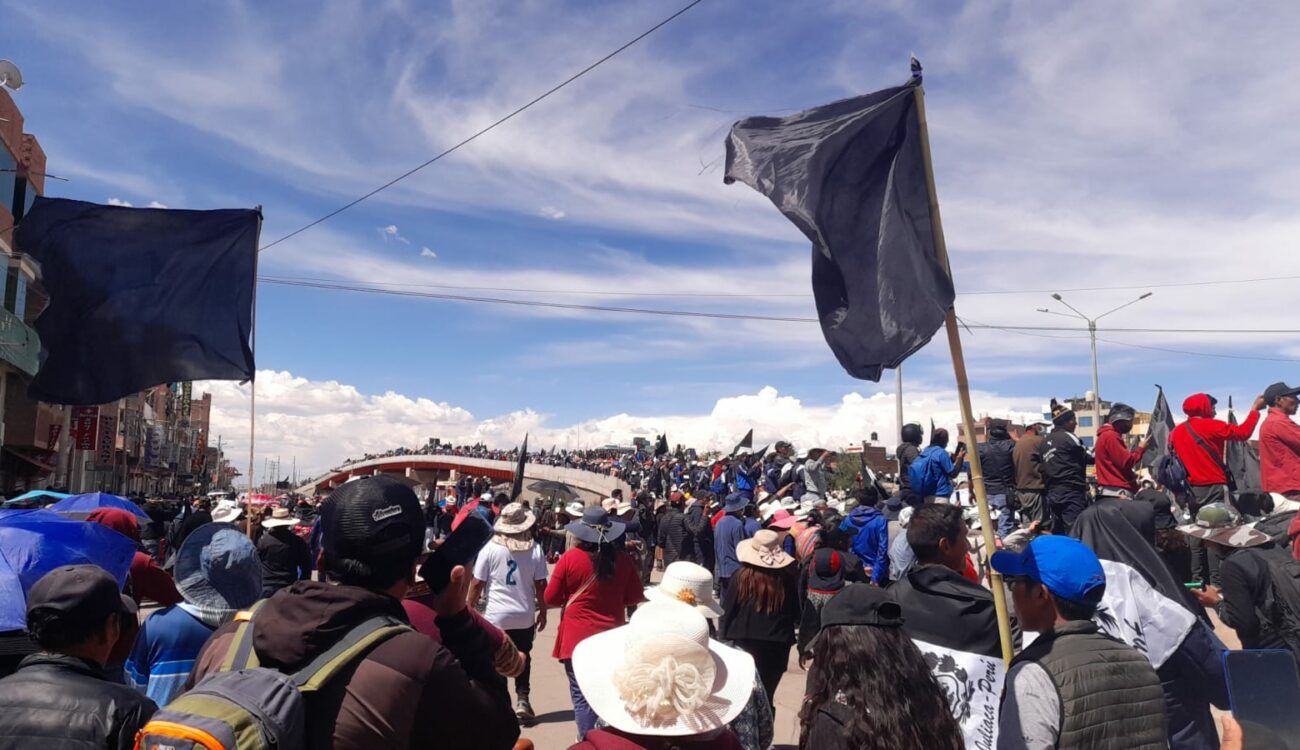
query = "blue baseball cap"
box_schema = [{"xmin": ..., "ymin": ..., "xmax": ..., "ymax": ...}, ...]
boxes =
[{"xmin": 991, "ymin": 536, "xmax": 1105, "ymax": 606}]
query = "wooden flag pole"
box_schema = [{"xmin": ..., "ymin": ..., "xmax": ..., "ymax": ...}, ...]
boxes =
[
  {"xmin": 246, "ymin": 211, "xmax": 262, "ymax": 539},
  {"xmin": 912, "ymin": 81, "xmax": 1015, "ymax": 666}
]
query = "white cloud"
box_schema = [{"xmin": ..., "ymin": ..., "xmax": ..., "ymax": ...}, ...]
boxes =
[
  {"xmin": 379, "ymin": 224, "xmax": 410, "ymax": 244},
  {"xmin": 420, "ymin": 247, "xmax": 437, "ymax": 258},
  {"xmin": 106, "ymin": 197, "xmax": 133, "ymax": 207},
  {"xmin": 201, "ymin": 369, "xmax": 1045, "ymax": 480},
  {"xmin": 147, "ymin": 201, "xmax": 168, "ymax": 209},
  {"xmin": 538, "ymin": 206, "xmax": 566, "ymax": 220}
]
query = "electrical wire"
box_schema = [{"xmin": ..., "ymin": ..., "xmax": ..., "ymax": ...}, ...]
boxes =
[
  {"xmin": 258, "ymin": 275, "xmax": 1300, "ymax": 332},
  {"xmin": 1095, "ymin": 337, "xmax": 1300, "ymax": 364},
  {"xmin": 256, "ymin": 0, "xmax": 707, "ymax": 254}
]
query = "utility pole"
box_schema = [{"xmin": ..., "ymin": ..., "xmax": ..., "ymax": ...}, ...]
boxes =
[
  {"xmin": 1039, "ymin": 292, "xmax": 1154, "ymax": 433},
  {"xmin": 894, "ymin": 365, "xmax": 904, "ymax": 446}
]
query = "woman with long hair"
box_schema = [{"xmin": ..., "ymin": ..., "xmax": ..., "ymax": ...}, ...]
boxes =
[
  {"xmin": 799, "ymin": 585, "xmax": 963, "ymax": 750},
  {"xmin": 545, "ymin": 506, "xmax": 647, "ymax": 741},
  {"xmin": 719, "ymin": 529, "xmax": 800, "ymax": 711}
]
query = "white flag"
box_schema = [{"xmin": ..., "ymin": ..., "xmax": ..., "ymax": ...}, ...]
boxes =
[
  {"xmin": 1094, "ymin": 559, "xmax": 1195, "ymax": 668},
  {"xmin": 913, "ymin": 639, "xmax": 1005, "ymax": 750}
]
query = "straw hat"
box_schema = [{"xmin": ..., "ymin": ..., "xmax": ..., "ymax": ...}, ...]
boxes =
[
  {"xmin": 261, "ymin": 507, "xmax": 297, "ymax": 529},
  {"xmin": 571, "ymin": 601, "xmax": 755, "ymax": 737},
  {"xmin": 645, "ymin": 562, "xmax": 723, "ymax": 618},
  {"xmin": 494, "ymin": 502, "xmax": 537, "ymax": 535},
  {"xmin": 737, "ymin": 529, "xmax": 794, "ymax": 569}
]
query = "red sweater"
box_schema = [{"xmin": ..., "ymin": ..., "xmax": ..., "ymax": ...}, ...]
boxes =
[
  {"xmin": 1260, "ymin": 407, "xmax": 1300, "ymax": 495},
  {"xmin": 1169, "ymin": 394, "xmax": 1259, "ymax": 486},
  {"xmin": 1094, "ymin": 424, "xmax": 1147, "ymax": 492}
]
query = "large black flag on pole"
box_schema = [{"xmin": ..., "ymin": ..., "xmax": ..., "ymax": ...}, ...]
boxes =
[
  {"xmin": 16, "ymin": 197, "xmax": 259, "ymax": 405},
  {"xmin": 724, "ymin": 74, "xmax": 954, "ymax": 381},
  {"xmin": 724, "ymin": 59, "xmax": 1012, "ymax": 667},
  {"xmin": 654, "ymin": 434, "xmax": 670, "ymax": 457},
  {"xmin": 1226, "ymin": 397, "xmax": 1262, "ymax": 491},
  {"xmin": 510, "ymin": 434, "xmax": 529, "ymax": 501},
  {"xmin": 1140, "ymin": 386, "xmax": 1176, "ymax": 472}
]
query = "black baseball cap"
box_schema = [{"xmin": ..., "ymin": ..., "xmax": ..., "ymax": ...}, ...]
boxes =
[
  {"xmin": 320, "ymin": 475, "xmax": 425, "ymax": 563},
  {"xmin": 27, "ymin": 564, "xmax": 135, "ymax": 623},
  {"xmin": 819, "ymin": 583, "xmax": 904, "ymax": 629},
  {"xmin": 1264, "ymin": 382, "xmax": 1300, "ymax": 405}
]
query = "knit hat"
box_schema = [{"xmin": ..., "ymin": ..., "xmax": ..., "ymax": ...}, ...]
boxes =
[{"xmin": 1050, "ymin": 399, "xmax": 1075, "ymax": 426}]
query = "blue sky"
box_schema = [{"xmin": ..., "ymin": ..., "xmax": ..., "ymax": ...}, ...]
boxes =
[{"xmin": 5, "ymin": 1, "xmax": 1300, "ymax": 473}]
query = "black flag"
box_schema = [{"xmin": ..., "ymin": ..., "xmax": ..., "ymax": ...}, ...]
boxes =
[
  {"xmin": 510, "ymin": 434, "xmax": 528, "ymax": 501},
  {"xmin": 732, "ymin": 429, "xmax": 753, "ymax": 456},
  {"xmin": 654, "ymin": 434, "xmax": 669, "ymax": 456},
  {"xmin": 1140, "ymin": 386, "xmax": 1176, "ymax": 471},
  {"xmin": 1226, "ymin": 398, "xmax": 1262, "ymax": 491},
  {"xmin": 16, "ymin": 197, "xmax": 258, "ymax": 405},
  {"xmin": 724, "ymin": 77, "xmax": 953, "ymax": 381}
]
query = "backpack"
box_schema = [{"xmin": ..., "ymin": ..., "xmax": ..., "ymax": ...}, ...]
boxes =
[
  {"xmin": 135, "ymin": 606, "xmax": 409, "ymax": 750},
  {"xmin": 1156, "ymin": 452, "xmax": 1191, "ymax": 497},
  {"xmin": 907, "ymin": 449, "xmax": 944, "ymax": 497}
]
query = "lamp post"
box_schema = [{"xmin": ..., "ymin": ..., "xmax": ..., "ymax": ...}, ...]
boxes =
[{"xmin": 1038, "ymin": 292, "xmax": 1154, "ymax": 433}]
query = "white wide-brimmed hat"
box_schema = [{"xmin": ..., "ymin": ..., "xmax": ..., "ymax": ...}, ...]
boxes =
[
  {"xmin": 494, "ymin": 502, "xmax": 537, "ymax": 535},
  {"xmin": 572, "ymin": 601, "xmax": 755, "ymax": 737},
  {"xmin": 645, "ymin": 561, "xmax": 723, "ymax": 618},
  {"xmin": 737, "ymin": 529, "xmax": 794, "ymax": 569},
  {"xmin": 261, "ymin": 507, "xmax": 297, "ymax": 528},
  {"xmin": 601, "ymin": 497, "xmax": 619, "ymax": 512},
  {"xmin": 211, "ymin": 501, "xmax": 242, "ymax": 524},
  {"xmin": 564, "ymin": 501, "xmax": 585, "ymax": 518}
]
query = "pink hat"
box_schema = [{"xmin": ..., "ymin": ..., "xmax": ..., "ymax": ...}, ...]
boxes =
[{"xmin": 768, "ymin": 509, "xmax": 798, "ymax": 530}]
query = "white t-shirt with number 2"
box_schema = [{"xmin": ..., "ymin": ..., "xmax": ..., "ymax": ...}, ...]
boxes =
[{"xmin": 473, "ymin": 541, "xmax": 549, "ymax": 631}]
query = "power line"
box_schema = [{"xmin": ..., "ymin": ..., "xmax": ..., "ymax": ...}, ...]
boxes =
[
  {"xmin": 258, "ymin": 276, "xmax": 1300, "ymax": 335},
  {"xmin": 1095, "ymin": 337, "xmax": 1300, "ymax": 364},
  {"xmin": 257, "ymin": 0, "xmax": 707, "ymax": 254},
  {"xmin": 255, "ymin": 269, "xmax": 1300, "ymax": 300}
]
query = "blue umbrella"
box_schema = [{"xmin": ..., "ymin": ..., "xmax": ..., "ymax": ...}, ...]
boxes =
[
  {"xmin": 48, "ymin": 492, "xmax": 149, "ymax": 522},
  {"xmin": 7, "ymin": 490, "xmax": 71, "ymax": 505},
  {"xmin": 0, "ymin": 509, "xmax": 136, "ymax": 630}
]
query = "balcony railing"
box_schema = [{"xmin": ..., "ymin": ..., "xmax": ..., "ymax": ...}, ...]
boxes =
[{"xmin": 0, "ymin": 306, "xmax": 40, "ymax": 376}]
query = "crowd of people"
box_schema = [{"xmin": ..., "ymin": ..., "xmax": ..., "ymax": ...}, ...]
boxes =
[{"xmin": 1, "ymin": 382, "xmax": 1299, "ymax": 748}]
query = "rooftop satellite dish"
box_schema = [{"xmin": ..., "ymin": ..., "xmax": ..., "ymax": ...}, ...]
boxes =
[{"xmin": 0, "ymin": 61, "xmax": 24, "ymax": 90}]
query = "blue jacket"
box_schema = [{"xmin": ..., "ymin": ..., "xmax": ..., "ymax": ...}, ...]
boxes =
[
  {"xmin": 840, "ymin": 506, "xmax": 889, "ymax": 585},
  {"xmin": 126, "ymin": 605, "xmax": 216, "ymax": 705},
  {"xmin": 916, "ymin": 445, "xmax": 959, "ymax": 497},
  {"xmin": 714, "ymin": 513, "xmax": 749, "ymax": 579}
]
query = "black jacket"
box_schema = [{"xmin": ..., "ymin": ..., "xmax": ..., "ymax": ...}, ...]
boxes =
[
  {"xmin": 1040, "ymin": 428, "xmax": 1092, "ymax": 490},
  {"xmin": 891, "ymin": 564, "xmax": 1002, "ymax": 658},
  {"xmin": 719, "ymin": 568, "xmax": 800, "ymax": 645},
  {"xmin": 257, "ymin": 526, "xmax": 314, "ymax": 597},
  {"xmin": 0, "ymin": 652, "xmax": 157, "ymax": 749},
  {"xmin": 657, "ymin": 508, "xmax": 694, "ymax": 565},
  {"xmin": 976, "ymin": 436, "xmax": 1017, "ymax": 496}
]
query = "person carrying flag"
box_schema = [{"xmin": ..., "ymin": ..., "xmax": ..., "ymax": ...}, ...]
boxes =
[{"xmin": 1094, "ymin": 403, "xmax": 1153, "ymax": 498}]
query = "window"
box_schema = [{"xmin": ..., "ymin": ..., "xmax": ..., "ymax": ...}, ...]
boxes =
[
  {"xmin": 0, "ymin": 147, "xmax": 15, "ymax": 219},
  {"xmin": 1079, "ymin": 416, "xmax": 1093, "ymax": 427},
  {"xmin": 1081, "ymin": 436, "xmax": 1094, "ymax": 448}
]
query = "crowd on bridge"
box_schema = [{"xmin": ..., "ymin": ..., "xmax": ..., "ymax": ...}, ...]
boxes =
[{"xmin": 4, "ymin": 382, "xmax": 1300, "ymax": 748}]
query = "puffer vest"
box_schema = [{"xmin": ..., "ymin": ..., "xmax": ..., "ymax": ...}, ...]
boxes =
[{"xmin": 1013, "ymin": 620, "xmax": 1166, "ymax": 749}]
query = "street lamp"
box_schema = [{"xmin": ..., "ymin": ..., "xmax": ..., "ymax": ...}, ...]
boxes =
[{"xmin": 1037, "ymin": 291, "xmax": 1153, "ymax": 432}]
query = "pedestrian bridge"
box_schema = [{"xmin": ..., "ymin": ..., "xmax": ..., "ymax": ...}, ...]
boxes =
[{"xmin": 296, "ymin": 454, "xmax": 630, "ymax": 506}]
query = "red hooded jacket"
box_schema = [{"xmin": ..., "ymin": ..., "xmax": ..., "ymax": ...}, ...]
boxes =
[
  {"xmin": 1094, "ymin": 424, "xmax": 1147, "ymax": 492},
  {"xmin": 1169, "ymin": 394, "xmax": 1259, "ymax": 486}
]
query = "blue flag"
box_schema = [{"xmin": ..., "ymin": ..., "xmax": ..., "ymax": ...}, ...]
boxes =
[
  {"xmin": 16, "ymin": 197, "xmax": 259, "ymax": 405},
  {"xmin": 724, "ymin": 79, "xmax": 953, "ymax": 381}
]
